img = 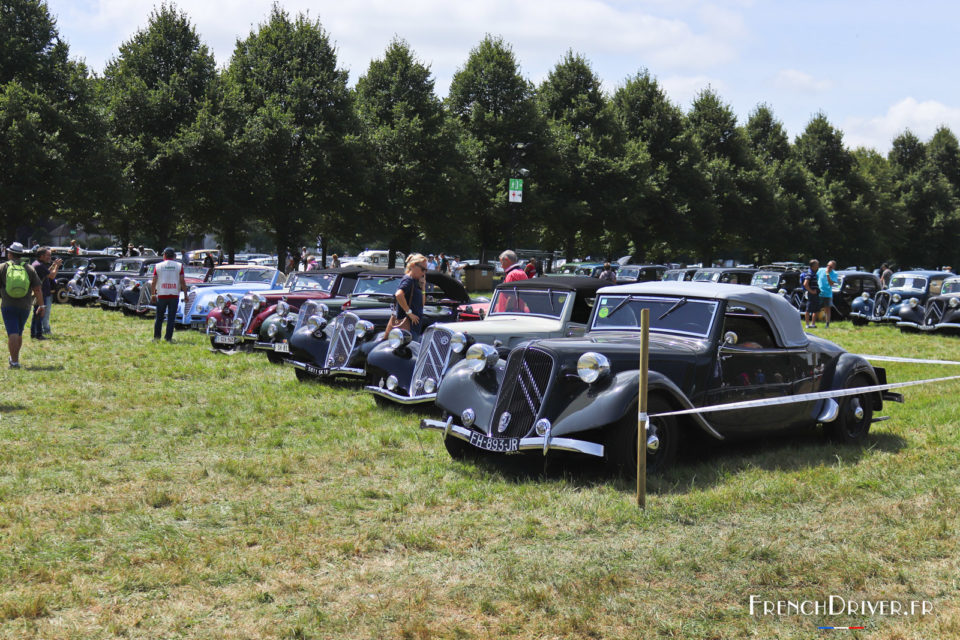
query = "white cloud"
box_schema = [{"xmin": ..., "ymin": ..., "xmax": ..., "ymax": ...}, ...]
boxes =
[
  {"xmin": 843, "ymin": 98, "xmax": 960, "ymax": 151},
  {"xmin": 660, "ymin": 75, "xmax": 726, "ymax": 109},
  {"xmin": 773, "ymin": 69, "xmax": 832, "ymax": 94}
]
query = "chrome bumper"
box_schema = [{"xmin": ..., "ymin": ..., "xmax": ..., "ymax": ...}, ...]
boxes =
[
  {"xmin": 288, "ymin": 359, "xmax": 363, "ymax": 377},
  {"xmin": 420, "ymin": 418, "xmax": 605, "ymax": 457},
  {"xmin": 365, "ymin": 385, "xmax": 436, "ymax": 405},
  {"xmin": 895, "ymin": 321, "xmax": 925, "ymax": 330},
  {"xmin": 934, "ymin": 322, "xmax": 960, "ymax": 331}
]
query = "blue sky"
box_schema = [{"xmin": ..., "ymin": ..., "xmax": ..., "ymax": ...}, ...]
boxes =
[{"xmin": 44, "ymin": 0, "xmax": 960, "ymax": 152}]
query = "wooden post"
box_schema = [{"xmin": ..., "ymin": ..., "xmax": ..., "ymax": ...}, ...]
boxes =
[{"xmin": 637, "ymin": 308, "xmax": 650, "ymax": 508}]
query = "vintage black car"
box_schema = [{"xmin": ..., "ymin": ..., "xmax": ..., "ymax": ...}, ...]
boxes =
[
  {"xmin": 827, "ymin": 271, "xmax": 882, "ymax": 320},
  {"xmin": 364, "ymin": 277, "xmax": 603, "ymax": 407},
  {"xmin": 54, "ymin": 254, "xmax": 115, "ymax": 303},
  {"xmin": 421, "ymin": 281, "xmax": 900, "ymax": 475},
  {"xmin": 691, "ymin": 267, "xmax": 757, "ymax": 285},
  {"xmin": 285, "ymin": 272, "xmax": 476, "ymax": 382},
  {"xmin": 616, "ymin": 264, "xmax": 667, "ymax": 284},
  {"xmin": 67, "ymin": 257, "xmax": 160, "ymax": 306},
  {"xmin": 898, "ymin": 275, "xmax": 960, "ymax": 333},
  {"xmin": 95, "ymin": 258, "xmax": 164, "ymax": 310},
  {"xmin": 751, "ymin": 269, "xmax": 803, "ymax": 308},
  {"xmin": 662, "ymin": 267, "xmax": 698, "ymax": 282},
  {"xmin": 849, "ymin": 271, "xmax": 949, "ymax": 326}
]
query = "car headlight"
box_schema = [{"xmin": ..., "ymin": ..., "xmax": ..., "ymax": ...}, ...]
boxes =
[
  {"xmin": 232, "ymin": 317, "xmax": 243, "ymax": 329},
  {"xmin": 315, "ymin": 303, "xmax": 329, "ymax": 318},
  {"xmin": 465, "ymin": 343, "xmax": 499, "ymax": 373},
  {"xmin": 305, "ymin": 314, "xmax": 326, "ymax": 333},
  {"xmin": 951, "ymin": 297, "xmax": 960, "ymax": 308},
  {"xmin": 892, "ymin": 293, "xmax": 901, "ymax": 303},
  {"xmin": 577, "ymin": 352, "xmax": 611, "ymax": 384},
  {"xmin": 424, "ymin": 378, "xmax": 437, "ymax": 394},
  {"xmin": 216, "ymin": 295, "xmax": 227, "ymax": 310},
  {"xmin": 777, "ymin": 288, "xmax": 786, "ymax": 295},
  {"xmin": 860, "ymin": 292, "xmax": 870, "ymax": 300},
  {"xmin": 276, "ymin": 300, "xmax": 290, "ymax": 316},
  {"xmin": 267, "ymin": 323, "xmax": 278, "ymax": 337},
  {"xmin": 909, "ymin": 297, "xmax": 919, "ymax": 308},
  {"xmin": 206, "ymin": 316, "xmax": 217, "ymax": 331},
  {"xmin": 355, "ymin": 320, "xmax": 375, "ymax": 339},
  {"xmin": 386, "ymin": 375, "xmax": 399, "ymax": 391},
  {"xmin": 387, "ymin": 328, "xmax": 412, "ymax": 350},
  {"xmin": 450, "ymin": 331, "xmax": 469, "ymax": 353}
]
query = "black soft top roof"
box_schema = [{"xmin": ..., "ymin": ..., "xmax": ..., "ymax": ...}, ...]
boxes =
[
  {"xmin": 354, "ymin": 268, "xmax": 470, "ymax": 303},
  {"xmin": 495, "ymin": 276, "xmax": 604, "ymax": 296}
]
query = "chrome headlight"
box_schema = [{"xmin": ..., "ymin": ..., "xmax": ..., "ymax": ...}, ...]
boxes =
[
  {"xmin": 465, "ymin": 343, "xmax": 499, "ymax": 373},
  {"xmin": 267, "ymin": 323, "xmax": 278, "ymax": 337},
  {"xmin": 387, "ymin": 328, "xmax": 412, "ymax": 350},
  {"xmin": 450, "ymin": 331, "xmax": 469, "ymax": 353},
  {"xmin": 355, "ymin": 320, "xmax": 375, "ymax": 339},
  {"xmin": 950, "ymin": 297, "xmax": 960, "ymax": 308},
  {"xmin": 424, "ymin": 378, "xmax": 437, "ymax": 394},
  {"xmin": 206, "ymin": 316, "xmax": 217, "ymax": 331},
  {"xmin": 577, "ymin": 352, "xmax": 611, "ymax": 384},
  {"xmin": 253, "ymin": 293, "xmax": 267, "ymax": 307},
  {"xmin": 908, "ymin": 297, "xmax": 919, "ymax": 308},
  {"xmin": 386, "ymin": 375, "xmax": 399, "ymax": 391},
  {"xmin": 860, "ymin": 292, "xmax": 870, "ymax": 300},
  {"xmin": 276, "ymin": 300, "xmax": 290, "ymax": 316},
  {"xmin": 777, "ymin": 288, "xmax": 786, "ymax": 295},
  {"xmin": 461, "ymin": 408, "xmax": 476, "ymax": 427},
  {"xmin": 892, "ymin": 293, "xmax": 901, "ymax": 303},
  {"xmin": 216, "ymin": 295, "xmax": 227, "ymax": 310},
  {"xmin": 315, "ymin": 303, "xmax": 329, "ymax": 318},
  {"xmin": 305, "ymin": 314, "xmax": 326, "ymax": 333},
  {"xmin": 232, "ymin": 317, "xmax": 243, "ymax": 329}
]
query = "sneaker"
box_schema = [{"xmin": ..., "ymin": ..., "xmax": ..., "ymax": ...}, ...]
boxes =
[
  {"xmin": 8, "ymin": 358, "xmax": 19, "ymax": 369},
  {"xmin": 33, "ymin": 335, "xmax": 46, "ymax": 340}
]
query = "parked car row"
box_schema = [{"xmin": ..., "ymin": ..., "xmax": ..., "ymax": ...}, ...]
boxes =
[{"xmin": 83, "ymin": 266, "xmax": 904, "ymax": 479}]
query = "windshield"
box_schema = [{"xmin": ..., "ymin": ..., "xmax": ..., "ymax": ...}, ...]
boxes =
[
  {"xmin": 692, "ymin": 271, "xmax": 721, "ymax": 282},
  {"xmin": 62, "ymin": 257, "xmax": 88, "ymax": 270},
  {"xmin": 352, "ymin": 275, "xmax": 402, "ymax": 295},
  {"xmin": 238, "ymin": 269, "xmax": 276, "ymax": 283},
  {"xmin": 288, "ymin": 272, "xmax": 336, "ymax": 293},
  {"xmin": 112, "ymin": 261, "xmax": 144, "ymax": 272},
  {"xmin": 752, "ymin": 273, "xmax": 781, "ymax": 288},
  {"xmin": 889, "ymin": 275, "xmax": 927, "ymax": 291},
  {"xmin": 618, "ymin": 267, "xmax": 640, "ymax": 279},
  {"xmin": 591, "ymin": 294, "xmax": 719, "ymax": 338},
  {"xmin": 942, "ymin": 280, "xmax": 960, "ymax": 294},
  {"xmin": 489, "ymin": 288, "xmax": 570, "ymax": 318},
  {"xmin": 184, "ymin": 266, "xmax": 207, "ymax": 279}
]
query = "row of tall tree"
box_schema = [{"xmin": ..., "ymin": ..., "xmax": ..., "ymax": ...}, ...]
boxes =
[{"xmin": 4, "ymin": 0, "xmax": 960, "ymax": 269}]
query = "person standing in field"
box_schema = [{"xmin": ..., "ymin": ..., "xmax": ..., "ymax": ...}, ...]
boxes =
[
  {"xmin": 0, "ymin": 242, "xmax": 45, "ymax": 368},
  {"xmin": 802, "ymin": 259, "xmax": 821, "ymax": 329},
  {"xmin": 150, "ymin": 248, "xmax": 187, "ymax": 342},
  {"xmin": 30, "ymin": 247, "xmax": 60, "ymax": 339},
  {"xmin": 817, "ymin": 260, "xmax": 840, "ymax": 328}
]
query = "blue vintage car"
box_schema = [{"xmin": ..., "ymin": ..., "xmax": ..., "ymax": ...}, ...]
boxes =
[
  {"xmin": 176, "ymin": 265, "xmax": 287, "ymax": 329},
  {"xmin": 849, "ymin": 271, "xmax": 951, "ymax": 326}
]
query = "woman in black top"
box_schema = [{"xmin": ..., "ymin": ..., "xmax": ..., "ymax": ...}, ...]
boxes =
[{"xmin": 394, "ymin": 253, "xmax": 427, "ymax": 339}]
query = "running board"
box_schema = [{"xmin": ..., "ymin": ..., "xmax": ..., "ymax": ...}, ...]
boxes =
[{"xmin": 871, "ymin": 415, "xmax": 891, "ymax": 423}]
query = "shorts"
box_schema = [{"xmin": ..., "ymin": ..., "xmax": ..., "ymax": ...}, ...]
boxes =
[
  {"xmin": 819, "ymin": 296, "xmax": 833, "ymax": 310},
  {"xmin": 806, "ymin": 295, "xmax": 822, "ymax": 313},
  {"xmin": 1, "ymin": 305, "xmax": 30, "ymax": 336}
]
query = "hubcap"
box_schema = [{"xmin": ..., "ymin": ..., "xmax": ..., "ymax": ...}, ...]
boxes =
[{"xmin": 851, "ymin": 398, "xmax": 864, "ymax": 421}]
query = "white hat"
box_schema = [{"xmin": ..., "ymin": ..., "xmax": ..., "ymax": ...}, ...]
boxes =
[{"xmin": 7, "ymin": 242, "xmax": 25, "ymax": 254}]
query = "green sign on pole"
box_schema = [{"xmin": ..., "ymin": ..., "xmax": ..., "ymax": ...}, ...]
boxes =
[{"xmin": 509, "ymin": 178, "xmax": 523, "ymax": 203}]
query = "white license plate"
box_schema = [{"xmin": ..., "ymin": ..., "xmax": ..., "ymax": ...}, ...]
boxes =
[
  {"xmin": 191, "ymin": 321, "xmax": 205, "ymax": 330},
  {"xmin": 305, "ymin": 364, "xmax": 329, "ymax": 376},
  {"xmin": 273, "ymin": 343, "xmax": 289, "ymax": 353},
  {"xmin": 469, "ymin": 432, "xmax": 519, "ymax": 453},
  {"xmin": 214, "ymin": 335, "xmax": 237, "ymax": 345}
]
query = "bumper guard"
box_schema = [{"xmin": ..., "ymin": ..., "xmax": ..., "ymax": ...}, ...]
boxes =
[{"xmin": 420, "ymin": 418, "xmax": 605, "ymax": 457}]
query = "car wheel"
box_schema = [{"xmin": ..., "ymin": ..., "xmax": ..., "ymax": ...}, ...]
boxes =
[
  {"xmin": 266, "ymin": 351, "xmax": 284, "ymax": 365},
  {"xmin": 825, "ymin": 375, "xmax": 873, "ymax": 444},
  {"xmin": 294, "ymin": 368, "xmax": 315, "ymax": 383},
  {"xmin": 851, "ymin": 316, "xmax": 867, "ymax": 326},
  {"xmin": 55, "ymin": 288, "xmax": 68, "ymax": 304},
  {"xmin": 606, "ymin": 396, "xmax": 678, "ymax": 476}
]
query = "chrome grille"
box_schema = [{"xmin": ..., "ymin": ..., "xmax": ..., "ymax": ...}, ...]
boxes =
[
  {"xmin": 136, "ymin": 282, "xmax": 151, "ymax": 311},
  {"xmin": 488, "ymin": 347, "xmax": 555, "ymax": 439},
  {"xmin": 326, "ymin": 312, "xmax": 359, "ymax": 369},
  {"xmin": 874, "ymin": 291, "xmax": 890, "ymax": 317},
  {"xmin": 924, "ymin": 299, "xmax": 945, "ymax": 326},
  {"xmin": 185, "ymin": 290, "xmax": 198, "ymax": 316},
  {"xmin": 229, "ymin": 296, "xmax": 259, "ymax": 336},
  {"xmin": 409, "ymin": 327, "xmax": 453, "ymax": 396},
  {"xmin": 295, "ymin": 300, "xmax": 324, "ymax": 332}
]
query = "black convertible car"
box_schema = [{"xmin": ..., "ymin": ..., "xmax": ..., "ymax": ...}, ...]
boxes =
[{"xmin": 422, "ymin": 281, "xmax": 901, "ymax": 475}]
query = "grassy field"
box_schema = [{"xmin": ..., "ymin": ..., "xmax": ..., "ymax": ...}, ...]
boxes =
[{"xmin": 1, "ymin": 305, "xmax": 958, "ymax": 639}]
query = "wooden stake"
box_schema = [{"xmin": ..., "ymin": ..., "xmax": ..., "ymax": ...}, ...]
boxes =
[{"xmin": 637, "ymin": 308, "xmax": 649, "ymax": 508}]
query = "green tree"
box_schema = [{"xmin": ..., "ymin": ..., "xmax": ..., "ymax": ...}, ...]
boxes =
[
  {"xmin": 102, "ymin": 3, "xmax": 217, "ymax": 248},
  {"xmin": 447, "ymin": 35, "xmax": 545, "ymax": 259},
  {"xmin": 227, "ymin": 5, "xmax": 357, "ymax": 269},
  {"xmin": 537, "ymin": 51, "xmax": 625, "ymax": 259},
  {"xmin": 355, "ymin": 39, "xmax": 463, "ymax": 267},
  {"xmin": 0, "ymin": 0, "xmax": 109, "ymax": 241}
]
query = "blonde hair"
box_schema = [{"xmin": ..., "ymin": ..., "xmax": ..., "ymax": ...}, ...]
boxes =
[{"xmin": 405, "ymin": 253, "xmax": 427, "ymax": 274}]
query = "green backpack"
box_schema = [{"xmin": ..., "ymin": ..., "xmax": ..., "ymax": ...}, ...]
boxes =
[{"xmin": 5, "ymin": 261, "xmax": 30, "ymax": 298}]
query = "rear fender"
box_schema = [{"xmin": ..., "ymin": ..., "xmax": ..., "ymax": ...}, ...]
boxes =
[{"xmin": 827, "ymin": 353, "xmax": 882, "ymax": 410}]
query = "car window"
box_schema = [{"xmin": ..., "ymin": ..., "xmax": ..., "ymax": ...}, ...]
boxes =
[
  {"xmin": 352, "ymin": 275, "xmax": 402, "ymax": 295},
  {"xmin": 862, "ymin": 278, "xmax": 878, "ymax": 293},
  {"xmin": 239, "ymin": 270, "xmax": 275, "ymax": 283},
  {"xmin": 288, "ymin": 273, "xmax": 337, "ymax": 293},
  {"xmin": 841, "ymin": 277, "xmax": 859, "ymax": 294},
  {"xmin": 693, "ymin": 271, "xmax": 722, "ymax": 283},
  {"xmin": 113, "ymin": 261, "xmax": 143, "ymax": 272},
  {"xmin": 722, "ymin": 310, "xmax": 777, "ymax": 348},
  {"xmin": 489, "ymin": 288, "xmax": 570, "ymax": 318},
  {"xmin": 929, "ymin": 279, "xmax": 944, "ymax": 295},
  {"xmin": 941, "ymin": 280, "xmax": 960, "ymax": 295},
  {"xmin": 591, "ymin": 295, "xmax": 719, "ymax": 338},
  {"xmin": 752, "ymin": 273, "xmax": 780, "ymax": 288},
  {"xmin": 890, "ymin": 276, "xmax": 927, "ymax": 291}
]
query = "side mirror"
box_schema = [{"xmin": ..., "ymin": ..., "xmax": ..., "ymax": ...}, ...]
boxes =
[{"xmin": 723, "ymin": 331, "xmax": 739, "ymax": 345}]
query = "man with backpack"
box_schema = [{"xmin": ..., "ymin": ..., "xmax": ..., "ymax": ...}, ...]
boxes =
[{"xmin": 0, "ymin": 242, "xmax": 45, "ymax": 368}]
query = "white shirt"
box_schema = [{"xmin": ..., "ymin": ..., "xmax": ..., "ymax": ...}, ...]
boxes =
[{"xmin": 154, "ymin": 260, "xmax": 183, "ymax": 298}]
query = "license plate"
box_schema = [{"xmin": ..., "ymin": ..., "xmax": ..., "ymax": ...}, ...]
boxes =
[
  {"xmin": 191, "ymin": 321, "xmax": 205, "ymax": 330},
  {"xmin": 469, "ymin": 432, "xmax": 519, "ymax": 453},
  {"xmin": 214, "ymin": 335, "xmax": 237, "ymax": 345},
  {"xmin": 305, "ymin": 364, "xmax": 329, "ymax": 376},
  {"xmin": 273, "ymin": 343, "xmax": 289, "ymax": 353}
]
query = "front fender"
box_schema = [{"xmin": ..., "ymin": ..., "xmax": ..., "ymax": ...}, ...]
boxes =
[
  {"xmin": 435, "ymin": 359, "xmax": 506, "ymax": 430},
  {"xmin": 289, "ymin": 326, "xmax": 330, "ymax": 365},
  {"xmin": 250, "ymin": 305, "xmax": 278, "ymax": 334},
  {"xmin": 366, "ymin": 339, "xmax": 419, "ymax": 391},
  {"xmin": 550, "ymin": 370, "xmax": 724, "ymax": 440}
]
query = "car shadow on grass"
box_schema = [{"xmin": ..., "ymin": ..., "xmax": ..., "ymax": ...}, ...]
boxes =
[
  {"xmin": 446, "ymin": 428, "xmax": 907, "ymax": 495},
  {"xmin": 22, "ymin": 364, "xmax": 64, "ymax": 372}
]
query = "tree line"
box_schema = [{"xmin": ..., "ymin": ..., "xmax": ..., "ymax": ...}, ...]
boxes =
[{"xmin": 3, "ymin": 0, "xmax": 960, "ymax": 270}]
